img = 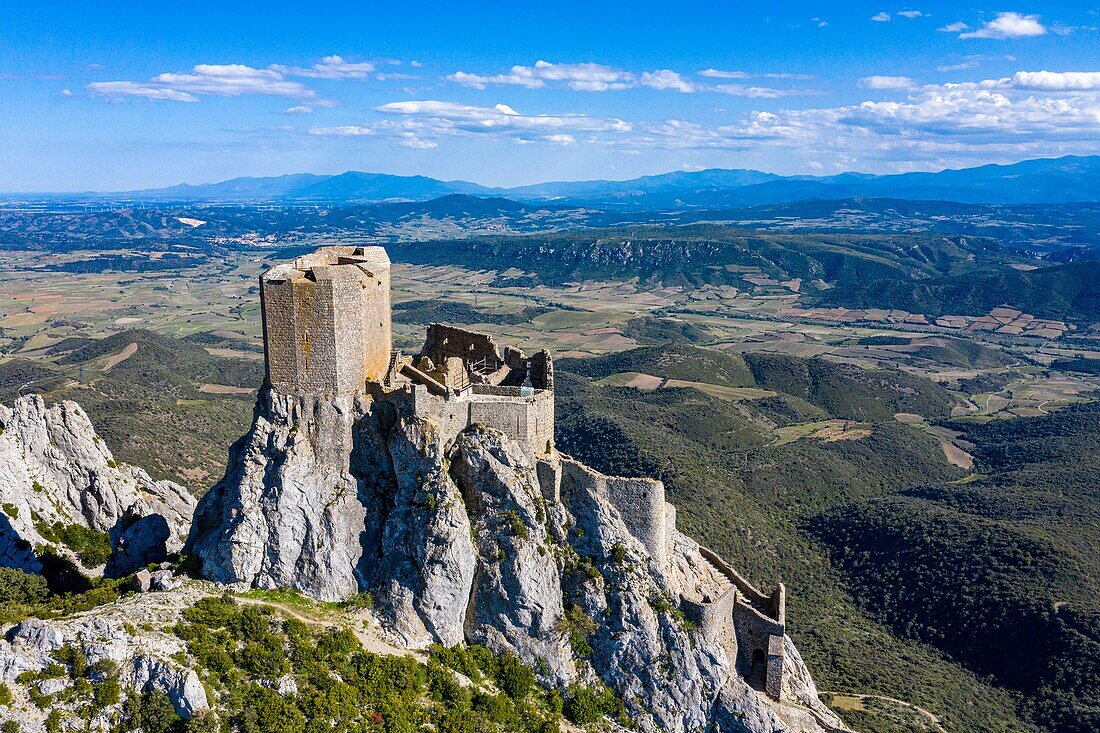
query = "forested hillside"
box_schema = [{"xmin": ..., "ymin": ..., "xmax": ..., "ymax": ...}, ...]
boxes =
[
  {"xmin": 391, "ymin": 225, "xmax": 1008, "ymax": 290},
  {"xmin": 809, "ymin": 404, "xmax": 1100, "ymax": 733},
  {"xmin": 823, "ymin": 261, "xmax": 1100, "ymax": 325}
]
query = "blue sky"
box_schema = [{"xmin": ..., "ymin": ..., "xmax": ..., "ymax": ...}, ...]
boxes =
[{"xmin": 1, "ymin": 1, "xmax": 1098, "ymax": 191}]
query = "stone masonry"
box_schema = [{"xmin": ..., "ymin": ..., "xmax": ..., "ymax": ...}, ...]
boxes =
[{"xmin": 260, "ymin": 245, "xmax": 391, "ymax": 396}]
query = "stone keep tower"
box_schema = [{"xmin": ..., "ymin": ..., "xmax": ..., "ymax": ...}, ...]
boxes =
[{"xmin": 260, "ymin": 245, "xmax": 391, "ymax": 396}]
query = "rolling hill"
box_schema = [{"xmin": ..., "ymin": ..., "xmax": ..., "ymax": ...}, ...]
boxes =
[{"xmin": 823, "ymin": 261, "xmax": 1100, "ymax": 325}]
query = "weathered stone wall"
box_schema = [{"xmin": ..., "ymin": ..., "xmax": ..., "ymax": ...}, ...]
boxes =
[
  {"xmin": 765, "ymin": 634, "xmax": 785, "ymax": 699},
  {"xmin": 469, "ymin": 389, "xmax": 554, "ymax": 459},
  {"xmin": 732, "ymin": 600, "xmax": 785, "ymax": 678},
  {"xmin": 559, "ymin": 459, "xmax": 667, "ymax": 562},
  {"xmin": 423, "ymin": 324, "xmax": 502, "ymax": 372},
  {"xmin": 528, "ymin": 350, "xmax": 553, "ymax": 390},
  {"xmin": 260, "ymin": 278, "xmax": 300, "ymax": 394},
  {"xmin": 261, "ymin": 246, "xmax": 391, "ymax": 396}
]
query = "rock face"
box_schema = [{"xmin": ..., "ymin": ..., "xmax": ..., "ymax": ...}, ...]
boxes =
[
  {"xmin": 188, "ymin": 389, "xmax": 846, "ymax": 733},
  {"xmin": 0, "ymin": 395, "xmax": 196, "ymax": 577},
  {"xmin": 0, "ymin": 586, "xmax": 211, "ymax": 732}
]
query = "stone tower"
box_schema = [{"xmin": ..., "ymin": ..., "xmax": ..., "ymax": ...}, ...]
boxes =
[{"xmin": 260, "ymin": 245, "xmax": 391, "ymax": 396}]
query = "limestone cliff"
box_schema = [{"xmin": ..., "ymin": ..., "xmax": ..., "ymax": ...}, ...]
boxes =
[
  {"xmin": 0, "ymin": 395, "xmax": 196, "ymax": 577},
  {"xmin": 187, "ymin": 389, "xmax": 846, "ymax": 733}
]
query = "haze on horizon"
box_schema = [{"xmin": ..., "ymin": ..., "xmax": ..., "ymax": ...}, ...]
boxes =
[{"xmin": 1, "ymin": 1, "xmax": 1099, "ymax": 192}]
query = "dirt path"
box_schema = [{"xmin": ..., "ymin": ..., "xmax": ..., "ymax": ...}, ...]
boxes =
[
  {"xmin": 236, "ymin": 597, "xmax": 419, "ymax": 659},
  {"xmin": 199, "ymin": 383, "xmax": 255, "ymax": 395},
  {"xmin": 102, "ymin": 342, "xmax": 138, "ymax": 371},
  {"xmin": 820, "ymin": 691, "xmax": 947, "ymax": 733}
]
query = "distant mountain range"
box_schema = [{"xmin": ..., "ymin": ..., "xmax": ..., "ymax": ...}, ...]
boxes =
[{"xmin": 99, "ymin": 155, "xmax": 1100, "ymax": 208}]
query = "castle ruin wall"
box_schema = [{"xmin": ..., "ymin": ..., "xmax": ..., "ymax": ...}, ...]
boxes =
[{"xmin": 559, "ymin": 459, "xmax": 667, "ymax": 562}]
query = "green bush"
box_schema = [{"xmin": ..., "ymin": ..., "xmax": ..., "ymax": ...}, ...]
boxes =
[
  {"xmin": 0, "ymin": 568, "xmax": 48, "ymax": 604},
  {"xmin": 564, "ymin": 683, "xmax": 630, "ymax": 727},
  {"xmin": 494, "ymin": 652, "xmax": 535, "ymax": 700},
  {"xmin": 122, "ymin": 690, "xmax": 183, "ymax": 733}
]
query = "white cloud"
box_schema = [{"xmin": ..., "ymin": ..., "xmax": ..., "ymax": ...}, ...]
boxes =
[
  {"xmin": 449, "ymin": 60, "xmax": 635, "ymax": 91},
  {"xmin": 871, "ymin": 12, "xmax": 891, "ymax": 22},
  {"xmin": 273, "ymin": 55, "xmax": 374, "ymax": 79},
  {"xmin": 87, "ymin": 81, "xmax": 200, "ymax": 102},
  {"xmin": 713, "ymin": 84, "xmax": 815, "ymax": 98},
  {"xmin": 150, "ymin": 64, "xmax": 314, "ymax": 97},
  {"xmin": 309, "ymin": 100, "xmax": 632, "ymax": 148},
  {"xmin": 699, "ymin": 69, "xmax": 750, "ymax": 79},
  {"xmin": 283, "ymin": 105, "xmax": 313, "ymax": 114},
  {"xmin": 1011, "ymin": 70, "xmax": 1100, "ymax": 91},
  {"xmin": 398, "ymin": 133, "xmax": 436, "ymax": 149},
  {"xmin": 860, "ymin": 75, "xmax": 918, "ymax": 89},
  {"xmin": 59, "ymin": 89, "xmax": 73, "ymax": 97},
  {"xmin": 447, "ymin": 69, "xmax": 543, "ymax": 90},
  {"xmin": 897, "ymin": 10, "xmax": 924, "ymax": 19},
  {"xmin": 90, "ymin": 64, "xmax": 316, "ymax": 102},
  {"xmin": 309, "ymin": 125, "xmax": 374, "ymax": 136},
  {"xmin": 937, "ymin": 61, "xmax": 980, "ymax": 72},
  {"xmin": 938, "ymin": 21, "xmax": 969, "ymax": 32},
  {"xmin": 959, "ymin": 12, "xmax": 1046, "ymax": 39},
  {"xmin": 86, "ymin": 55, "xmax": 391, "ymax": 104},
  {"xmin": 640, "ymin": 69, "xmax": 695, "ymax": 92},
  {"xmin": 528, "ymin": 60, "xmax": 635, "ymax": 91}
]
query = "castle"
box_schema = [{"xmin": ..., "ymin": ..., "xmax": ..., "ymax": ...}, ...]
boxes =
[
  {"xmin": 259, "ymin": 245, "xmax": 790, "ymax": 701},
  {"xmin": 260, "ymin": 245, "xmax": 554, "ymax": 459}
]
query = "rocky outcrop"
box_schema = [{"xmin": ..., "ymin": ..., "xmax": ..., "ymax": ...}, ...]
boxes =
[
  {"xmin": 0, "ymin": 395, "xmax": 196, "ymax": 576},
  {"xmin": 0, "ymin": 586, "xmax": 210, "ymax": 732},
  {"xmin": 188, "ymin": 389, "xmax": 846, "ymax": 733}
]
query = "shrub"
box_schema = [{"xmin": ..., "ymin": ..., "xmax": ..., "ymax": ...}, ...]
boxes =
[
  {"xmin": 53, "ymin": 644, "xmax": 89, "ymax": 678},
  {"xmin": 556, "ymin": 604, "xmax": 596, "ymax": 659},
  {"xmin": 0, "ymin": 568, "xmax": 48, "ymax": 604},
  {"xmin": 92, "ymin": 678, "xmax": 121, "ymax": 709},
  {"xmin": 494, "ymin": 652, "xmax": 535, "ymax": 700},
  {"xmin": 185, "ymin": 711, "xmax": 221, "ymax": 733},
  {"xmin": 564, "ymin": 683, "xmax": 630, "ymax": 727},
  {"xmin": 183, "ymin": 594, "xmax": 239, "ymax": 628},
  {"xmin": 123, "ymin": 690, "xmax": 183, "ymax": 733}
]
